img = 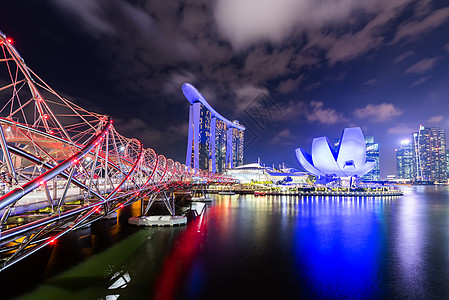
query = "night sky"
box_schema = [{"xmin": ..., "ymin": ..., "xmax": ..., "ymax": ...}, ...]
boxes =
[{"xmin": 1, "ymin": 0, "xmax": 449, "ymax": 178}]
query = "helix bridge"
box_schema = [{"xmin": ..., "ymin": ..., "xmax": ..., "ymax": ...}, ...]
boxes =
[{"xmin": 0, "ymin": 31, "xmax": 234, "ymax": 272}]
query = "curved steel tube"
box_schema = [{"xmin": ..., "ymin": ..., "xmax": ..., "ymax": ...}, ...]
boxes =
[{"xmin": 0, "ymin": 118, "xmax": 111, "ymax": 211}]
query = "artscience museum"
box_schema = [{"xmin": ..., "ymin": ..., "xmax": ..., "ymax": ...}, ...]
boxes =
[{"xmin": 296, "ymin": 127, "xmax": 375, "ymax": 183}]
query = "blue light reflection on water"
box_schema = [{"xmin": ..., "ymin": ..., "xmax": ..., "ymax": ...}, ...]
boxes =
[
  {"xmin": 182, "ymin": 187, "xmax": 449, "ymax": 299},
  {"xmin": 292, "ymin": 196, "xmax": 385, "ymax": 298}
]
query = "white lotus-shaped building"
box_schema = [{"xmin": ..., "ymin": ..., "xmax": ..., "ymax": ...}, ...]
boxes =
[{"xmin": 296, "ymin": 127, "xmax": 375, "ymax": 178}]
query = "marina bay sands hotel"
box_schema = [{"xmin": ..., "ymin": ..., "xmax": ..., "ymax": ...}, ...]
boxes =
[{"xmin": 182, "ymin": 83, "xmax": 245, "ymax": 173}]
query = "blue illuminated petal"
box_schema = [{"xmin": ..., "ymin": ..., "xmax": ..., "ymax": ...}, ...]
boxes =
[
  {"xmin": 336, "ymin": 127, "xmax": 366, "ymax": 175},
  {"xmin": 295, "ymin": 148, "xmax": 326, "ymax": 177},
  {"xmin": 311, "ymin": 137, "xmax": 346, "ymax": 177}
]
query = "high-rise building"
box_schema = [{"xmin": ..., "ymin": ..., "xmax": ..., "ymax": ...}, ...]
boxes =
[
  {"xmin": 396, "ymin": 140, "xmax": 414, "ymax": 180},
  {"xmin": 184, "ymin": 83, "xmax": 245, "ymax": 173},
  {"xmin": 412, "ymin": 125, "xmax": 447, "ymax": 182},
  {"xmin": 430, "ymin": 127, "xmax": 447, "ymax": 182},
  {"xmin": 362, "ymin": 136, "xmax": 380, "ymax": 181},
  {"xmin": 232, "ymin": 121, "xmax": 244, "ymax": 168},
  {"xmin": 215, "ymin": 119, "xmax": 227, "ymax": 173},
  {"xmin": 447, "ymin": 149, "xmax": 449, "ymax": 179},
  {"xmin": 197, "ymin": 103, "xmax": 211, "ymax": 171}
]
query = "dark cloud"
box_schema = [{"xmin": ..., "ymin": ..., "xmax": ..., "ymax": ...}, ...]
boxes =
[
  {"xmin": 363, "ymin": 79, "xmax": 378, "ymax": 86},
  {"xmin": 393, "ymin": 6, "xmax": 449, "ymax": 43},
  {"xmin": 394, "ymin": 50, "xmax": 415, "ymax": 63},
  {"xmin": 3, "ymin": 0, "xmax": 448, "ymax": 175},
  {"xmin": 275, "ymin": 100, "xmax": 348, "ymax": 125},
  {"xmin": 277, "ymin": 75, "xmax": 305, "ymax": 94},
  {"xmin": 411, "ymin": 76, "xmax": 431, "ymax": 87},
  {"xmin": 354, "ymin": 103, "xmax": 403, "ymax": 122},
  {"xmin": 404, "ymin": 57, "xmax": 442, "ymax": 74},
  {"xmin": 426, "ymin": 115, "xmax": 444, "ymax": 124},
  {"xmin": 387, "ymin": 123, "xmax": 417, "ymax": 134},
  {"xmin": 269, "ymin": 129, "xmax": 297, "ymax": 145}
]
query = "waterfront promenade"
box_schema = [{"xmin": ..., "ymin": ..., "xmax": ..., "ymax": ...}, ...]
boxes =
[{"xmin": 207, "ymin": 184, "xmax": 404, "ymax": 197}]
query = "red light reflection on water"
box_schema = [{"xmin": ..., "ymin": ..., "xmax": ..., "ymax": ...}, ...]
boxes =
[{"xmin": 152, "ymin": 211, "xmax": 207, "ymax": 300}]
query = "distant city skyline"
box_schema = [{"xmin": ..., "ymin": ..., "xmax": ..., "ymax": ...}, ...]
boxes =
[
  {"xmin": 395, "ymin": 125, "xmax": 447, "ymax": 183},
  {"xmin": 1, "ymin": 1, "xmax": 449, "ymax": 178}
]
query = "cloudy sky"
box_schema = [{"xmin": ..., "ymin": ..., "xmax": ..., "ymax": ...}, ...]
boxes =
[{"xmin": 1, "ymin": 0, "xmax": 449, "ymax": 177}]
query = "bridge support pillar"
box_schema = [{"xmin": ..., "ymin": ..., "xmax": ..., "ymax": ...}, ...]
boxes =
[{"xmin": 129, "ymin": 189, "xmax": 187, "ymax": 227}]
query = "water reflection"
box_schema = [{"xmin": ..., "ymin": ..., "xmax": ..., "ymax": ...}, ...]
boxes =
[
  {"xmin": 8, "ymin": 187, "xmax": 449, "ymax": 299},
  {"xmin": 394, "ymin": 187, "xmax": 427, "ymax": 298},
  {"xmin": 152, "ymin": 203, "xmax": 207, "ymax": 299},
  {"xmin": 293, "ymin": 197, "xmax": 387, "ymax": 298}
]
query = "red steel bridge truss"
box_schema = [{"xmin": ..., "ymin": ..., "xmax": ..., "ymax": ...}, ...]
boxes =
[{"xmin": 0, "ymin": 32, "xmax": 233, "ymax": 271}]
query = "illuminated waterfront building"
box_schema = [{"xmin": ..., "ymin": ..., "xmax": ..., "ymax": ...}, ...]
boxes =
[
  {"xmin": 332, "ymin": 133, "xmax": 379, "ymax": 181},
  {"xmin": 184, "ymin": 83, "xmax": 245, "ymax": 173},
  {"xmin": 225, "ymin": 162, "xmax": 308, "ymax": 184},
  {"xmin": 396, "ymin": 140, "xmax": 414, "ymax": 180},
  {"xmin": 412, "ymin": 126, "xmax": 447, "ymax": 182},
  {"xmin": 297, "ymin": 127, "xmax": 375, "ymax": 182}
]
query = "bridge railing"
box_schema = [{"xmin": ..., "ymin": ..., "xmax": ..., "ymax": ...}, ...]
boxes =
[{"xmin": 0, "ymin": 31, "xmax": 235, "ymax": 271}]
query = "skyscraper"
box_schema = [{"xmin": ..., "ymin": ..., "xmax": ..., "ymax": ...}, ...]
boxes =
[
  {"xmin": 197, "ymin": 103, "xmax": 211, "ymax": 171},
  {"xmin": 447, "ymin": 149, "xmax": 449, "ymax": 179},
  {"xmin": 232, "ymin": 121, "xmax": 244, "ymax": 168},
  {"xmin": 430, "ymin": 127, "xmax": 447, "ymax": 182},
  {"xmin": 412, "ymin": 125, "xmax": 447, "ymax": 182},
  {"xmin": 215, "ymin": 119, "xmax": 227, "ymax": 173},
  {"xmin": 396, "ymin": 140, "xmax": 414, "ymax": 180},
  {"xmin": 362, "ymin": 136, "xmax": 380, "ymax": 181}
]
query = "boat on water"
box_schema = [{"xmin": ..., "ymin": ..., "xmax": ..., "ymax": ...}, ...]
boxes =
[
  {"xmin": 218, "ymin": 191, "xmax": 235, "ymax": 195},
  {"xmin": 190, "ymin": 196, "xmax": 212, "ymax": 202},
  {"xmin": 254, "ymin": 191, "xmax": 266, "ymax": 196}
]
